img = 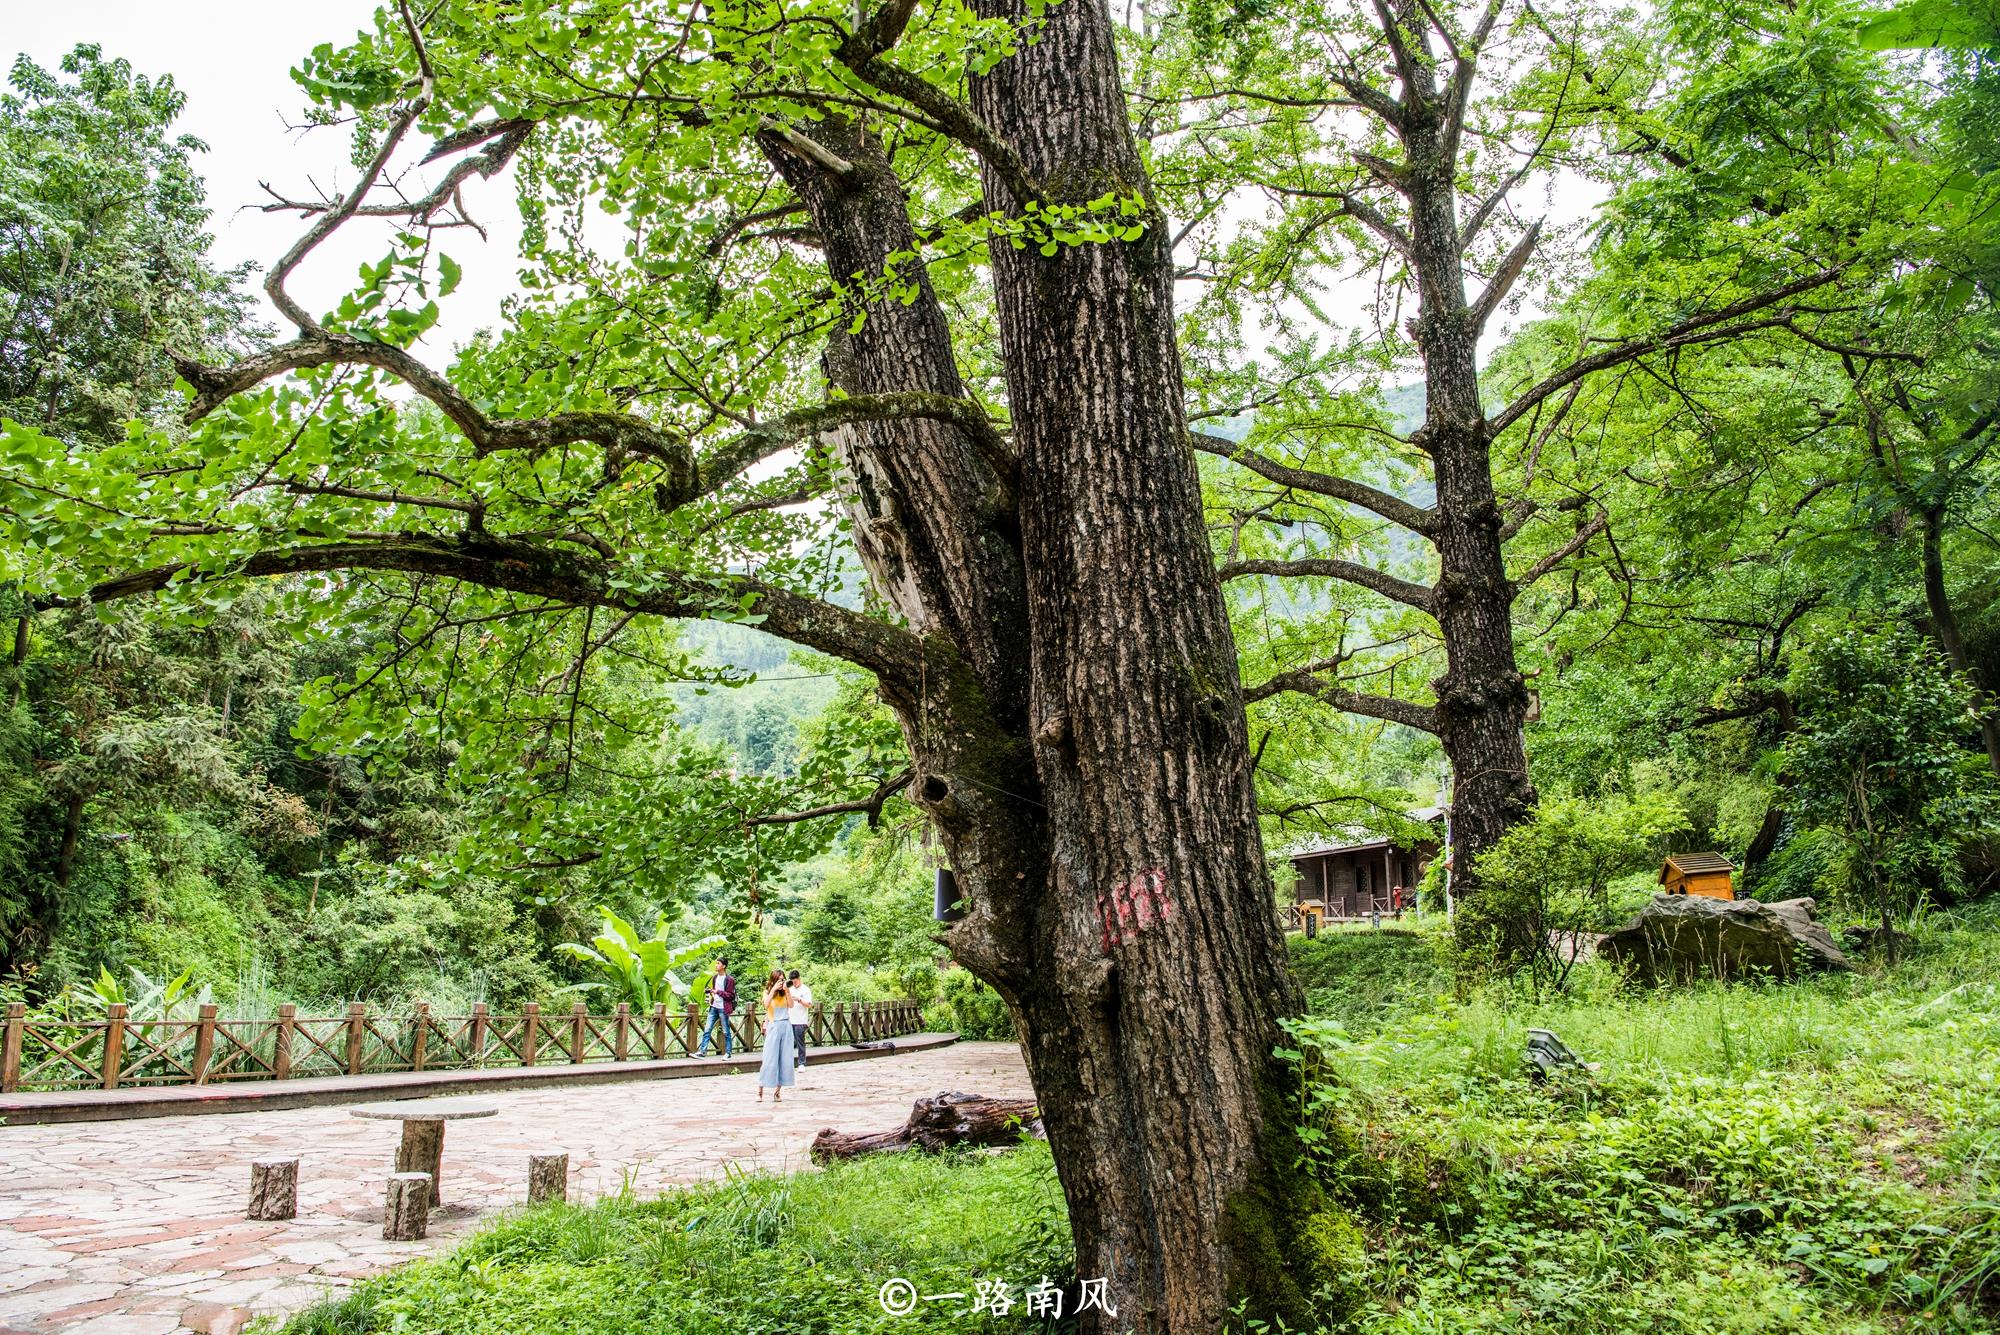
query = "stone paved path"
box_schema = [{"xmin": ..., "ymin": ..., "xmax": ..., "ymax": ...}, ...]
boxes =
[{"xmin": 0, "ymin": 1040, "xmax": 1030, "ymax": 1335}]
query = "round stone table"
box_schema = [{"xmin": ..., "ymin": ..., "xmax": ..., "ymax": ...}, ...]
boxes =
[{"xmin": 350, "ymin": 1098, "xmax": 497, "ymax": 1204}]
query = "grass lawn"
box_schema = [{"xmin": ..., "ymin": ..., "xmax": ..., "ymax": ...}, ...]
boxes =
[
  {"xmin": 284, "ymin": 1147, "xmax": 1071, "ymax": 1334},
  {"xmin": 283, "ymin": 905, "xmax": 2000, "ymax": 1334}
]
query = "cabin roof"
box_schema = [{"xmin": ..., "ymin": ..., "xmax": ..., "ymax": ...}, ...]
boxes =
[
  {"xmin": 1286, "ymin": 808, "xmax": 1444, "ymax": 862},
  {"xmin": 1660, "ymin": 851, "xmax": 1734, "ymax": 882},
  {"xmin": 1293, "ymin": 838, "xmax": 1400, "ymax": 860}
]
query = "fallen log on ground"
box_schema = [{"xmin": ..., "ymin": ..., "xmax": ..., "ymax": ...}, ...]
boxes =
[{"xmin": 811, "ymin": 1091, "xmax": 1043, "ymax": 1162}]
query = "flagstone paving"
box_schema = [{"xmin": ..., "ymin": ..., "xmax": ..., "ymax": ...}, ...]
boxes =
[{"xmin": 0, "ymin": 1039, "xmax": 1030, "ymax": 1334}]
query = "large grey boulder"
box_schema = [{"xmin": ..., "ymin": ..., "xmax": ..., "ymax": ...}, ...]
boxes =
[{"xmin": 1599, "ymin": 894, "xmax": 1851, "ymax": 984}]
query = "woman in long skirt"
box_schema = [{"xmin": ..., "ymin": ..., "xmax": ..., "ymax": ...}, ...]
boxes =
[{"xmin": 758, "ymin": 983, "xmax": 796, "ymax": 1101}]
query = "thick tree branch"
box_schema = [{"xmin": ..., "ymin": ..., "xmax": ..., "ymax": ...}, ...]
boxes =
[
  {"xmin": 1331, "ymin": 191, "xmax": 1415, "ymax": 258},
  {"xmin": 1459, "ymin": 163, "xmax": 1530, "ymax": 249},
  {"xmin": 1440, "ymin": 0, "xmax": 1506, "ymax": 159},
  {"xmin": 1509, "ymin": 512, "xmax": 1607, "ymax": 596},
  {"xmin": 172, "ymin": 337, "xmax": 1002, "ymax": 516},
  {"xmin": 261, "ymin": 119, "xmax": 531, "ymax": 233},
  {"xmin": 1246, "ymin": 179, "xmax": 1413, "ymax": 254},
  {"xmin": 172, "ymin": 337, "xmax": 701, "ymax": 501},
  {"xmin": 1469, "ymin": 219, "xmax": 1540, "ymax": 333},
  {"xmin": 1245, "ymin": 656, "xmax": 1440, "ymax": 733},
  {"xmin": 1489, "ymin": 267, "xmax": 1848, "ymax": 435},
  {"xmin": 1219, "ymin": 557, "xmax": 1436, "ymax": 611},
  {"xmin": 834, "ymin": 5, "xmax": 1043, "ymax": 209},
  {"xmin": 279, "ymin": 482, "xmax": 482, "ymax": 516},
  {"xmin": 699, "ymin": 392, "xmax": 1011, "ymax": 494},
  {"xmin": 1687, "ymin": 691, "xmax": 1788, "ymax": 729},
  {"xmin": 1372, "ymin": 0, "xmax": 1428, "ymax": 98},
  {"xmin": 1496, "ymin": 490, "xmax": 1586, "ymax": 542},
  {"xmin": 57, "ymin": 533, "xmax": 926, "ymax": 690},
  {"xmin": 759, "ymin": 120, "xmax": 861, "ymax": 180},
  {"xmin": 745, "ymin": 769, "xmax": 914, "ymax": 828},
  {"xmin": 1191, "ymin": 432, "xmax": 1436, "ymax": 535}
]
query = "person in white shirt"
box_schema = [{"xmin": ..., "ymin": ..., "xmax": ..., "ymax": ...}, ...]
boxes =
[{"xmin": 786, "ymin": 969, "xmax": 813, "ymax": 1069}]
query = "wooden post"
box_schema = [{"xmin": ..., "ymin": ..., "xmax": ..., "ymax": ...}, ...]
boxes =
[
  {"xmin": 248, "ymin": 1158, "xmax": 298, "ymax": 1220},
  {"xmin": 614, "ymin": 1002, "xmax": 630, "ymax": 1061},
  {"xmin": 383, "ymin": 1172, "xmax": 431, "ymax": 1240},
  {"xmin": 345, "ymin": 1002, "xmax": 367, "ymax": 1076},
  {"xmin": 410, "ymin": 1003, "xmax": 429, "ymax": 1073},
  {"xmin": 528, "ymin": 1153, "xmax": 568, "ymax": 1204},
  {"xmin": 522, "ymin": 1002, "xmax": 540, "ymax": 1066},
  {"xmin": 191, "ymin": 1003, "xmax": 218, "ymax": 1084},
  {"xmin": 100, "ymin": 1004, "xmax": 127, "ymax": 1090},
  {"xmin": 653, "ymin": 1002, "xmax": 669, "ymax": 1058},
  {"xmin": 570, "ymin": 1001, "xmax": 587, "ymax": 1063},
  {"xmin": 274, "ymin": 1004, "xmax": 295, "ymax": 1079},
  {"xmin": 683, "ymin": 1002, "xmax": 699, "ymax": 1057},
  {"xmin": 3, "ymin": 1001, "xmax": 24, "ymax": 1093},
  {"xmin": 469, "ymin": 1002, "xmax": 489, "ymax": 1068}
]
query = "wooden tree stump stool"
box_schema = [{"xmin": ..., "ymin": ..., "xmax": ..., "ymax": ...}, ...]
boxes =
[
  {"xmin": 350, "ymin": 1098, "xmax": 497, "ymax": 1206},
  {"xmin": 247, "ymin": 1158, "xmax": 298, "ymax": 1220},
  {"xmin": 527, "ymin": 1153, "xmax": 569, "ymax": 1204},
  {"xmin": 382, "ymin": 1172, "xmax": 432, "ymax": 1240}
]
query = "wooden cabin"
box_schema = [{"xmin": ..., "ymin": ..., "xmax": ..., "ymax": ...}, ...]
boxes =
[
  {"xmin": 1659, "ymin": 851, "xmax": 1735, "ymax": 901},
  {"xmin": 1290, "ymin": 829, "xmax": 1439, "ymax": 928}
]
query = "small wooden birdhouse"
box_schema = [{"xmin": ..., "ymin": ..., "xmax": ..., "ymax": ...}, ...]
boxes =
[{"xmin": 1659, "ymin": 852, "xmax": 1735, "ymax": 901}]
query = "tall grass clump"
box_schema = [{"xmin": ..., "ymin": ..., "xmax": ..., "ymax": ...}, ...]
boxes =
[{"xmin": 286, "ymin": 1142, "xmax": 1071, "ymax": 1335}]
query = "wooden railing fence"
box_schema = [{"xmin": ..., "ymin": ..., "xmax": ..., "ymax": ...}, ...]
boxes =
[{"xmin": 0, "ymin": 998, "xmax": 926, "ymax": 1094}]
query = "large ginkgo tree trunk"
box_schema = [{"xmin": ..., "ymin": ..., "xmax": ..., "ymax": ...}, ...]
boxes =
[{"xmin": 12, "ymin": 0, "xmax": 1332, "ymax": 1330}]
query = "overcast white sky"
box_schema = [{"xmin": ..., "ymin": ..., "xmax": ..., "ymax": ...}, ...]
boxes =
[{"xmin": 10, "ymin": 2, "xmax": 522, "ymax": 351}]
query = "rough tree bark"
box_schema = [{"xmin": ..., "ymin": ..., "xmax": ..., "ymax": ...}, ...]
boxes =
[
  {"xmin": 247, "ymin": 1158, "xmax": 298, "ymax": 1221},
  {"xmin": 1398, "ymin": 44, "xmax": 1539, "ymax": 963},
  {"xmin": 755, "ymin": 3, "xmax": 1329, "ymax": 1328},
  {"xmin": 527, "ymin": 1153, "xmax": 568, "ymax": 1204},
  {"xmin": 1921, "ymin": 507, "xmax": 2000, "ymax": 779},
  {"xmin": 53, "ymin": 791, "xmax": 86, "ymax": 891},
  {"xmin": 381, "ymin": 1172, "xmax": 430, "ymax": 1241}
]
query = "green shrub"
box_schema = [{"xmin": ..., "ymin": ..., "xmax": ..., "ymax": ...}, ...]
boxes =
[
  {"xmin": 928, "ymin": 967, "xmax": 1014, "ymax": 1040},
  {"xmin": 795, "ymin": 959, "xmax": 895, "ymax": 1003}
]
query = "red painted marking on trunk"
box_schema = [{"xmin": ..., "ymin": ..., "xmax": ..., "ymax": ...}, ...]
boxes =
[{"xmin": 1097, "ymin": 868, "xmax": 1175, "ymax": 953}]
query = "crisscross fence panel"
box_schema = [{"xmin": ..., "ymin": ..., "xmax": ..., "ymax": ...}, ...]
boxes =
[{"xmin": 1, "ymin": 998, "xmax": 926, "ymax": 1094}]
